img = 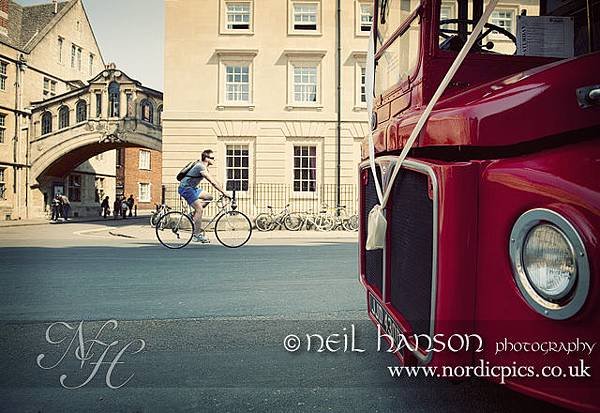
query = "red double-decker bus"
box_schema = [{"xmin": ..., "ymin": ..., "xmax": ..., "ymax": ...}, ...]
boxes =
[{"xmin": 359, "ymin": 0, "xmax": 599, "ymax": 410}]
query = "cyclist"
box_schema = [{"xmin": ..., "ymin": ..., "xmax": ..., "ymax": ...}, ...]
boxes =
[{"xmin": 178, "ymin": 149, "xmax": 229, "ymax": 243}]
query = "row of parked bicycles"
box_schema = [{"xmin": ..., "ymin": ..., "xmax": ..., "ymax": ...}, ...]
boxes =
[
  {"xmin": 150, "ymin": 202, "xmax": 359, "ymax": 234},
  {"xmin": 254, "ymin": 204, "xmax": 358, "ymax": 232}
]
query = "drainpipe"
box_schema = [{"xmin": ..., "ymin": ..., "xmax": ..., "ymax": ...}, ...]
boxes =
[{"xmin": 335, "ymin": 0, "xmax": 341, "ymax": 214}]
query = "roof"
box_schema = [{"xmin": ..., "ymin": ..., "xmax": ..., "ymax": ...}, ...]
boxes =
[{"xmin": 1, "ymin": 0, "xmax": 74, "ymax": 52}]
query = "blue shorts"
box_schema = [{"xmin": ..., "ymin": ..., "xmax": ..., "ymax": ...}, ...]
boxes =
[{"xmin": 178, "ymin": 185, "xmax": 202, "ymax": 206}]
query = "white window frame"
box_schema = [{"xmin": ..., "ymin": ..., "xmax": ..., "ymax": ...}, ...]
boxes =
[
  {"xmin": 43, "ymin": 77, "xmax": 57, "ymax": 97},
  {"xmin": 286, "ymin": 138, "xmax": 323, "ymax": 197},
  {"xmin": 225, "ymin": 64, "xmax": 251, "ymax": 103},
  {"xmin": 355, "ymin": 1, "xmax": 373, "ymax": 36},
  {"xmin": 0, "ymin": 167, "xmax": 6, "ymax": 200},
  {"xmin": 284, "ymin": 51, "xmax": 325, "ymax": 109},
  {"xmin": 138, "ymin": 182, "xmax": 151, "ymax": 203},
  {"xmin": 224, "ymin": 144, "xmax": 250, "ymax": 192},
  {"xmin": 221, "ymin": 0, "xmax": 254, "ymax": 34},
  {"xmin": 217, "ymin": 137, "xmax": 255, "ymax": 199},
  {"xmin": 489, "ymin": 6, "xmax": 517, "ymax": 39},
  {"xmin": 288, "ymin": 0, "xmax": 321, "ymax": 35},
  {"xmin": 139, "ymin": 149, "xmax": 151, "ymax": 170},
  {"xmin": 216, "ymin": 49, "xmax": 257, "ymax": 110},
  {"xmin": 0, "ymin": 113, "xmax": 6, "ymax": 144},
  {"xmin": 0, "ymin": 61, "xmax": 8, "ymax": 91}
]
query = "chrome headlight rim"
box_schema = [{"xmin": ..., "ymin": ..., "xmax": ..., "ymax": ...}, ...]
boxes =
[{"xmin": 509, "ymin": 208, "xmax": 589, "ymax": 320}]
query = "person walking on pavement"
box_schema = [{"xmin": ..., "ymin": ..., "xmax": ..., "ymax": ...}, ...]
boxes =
[
  {"xmin": 127, "ymin": 194, "xmax": 135, "ymax": 217},
  {"xmin": 58, "ymin": 193, "xmax": 71, "ymax": 220},
  {"xmin": 113, "ymin": 196, "xmax": 121, "ymax": 219},
  {"xmin": 100, "ymin": 196, "xmax": 110, "ymax": 218},
  {"xmin": 50, "ymin": 195, "xmax": 61, "ymax": 222},
  {"xmin": 121, "ymin": 197, "xmax": 129, "ymax": 219}
]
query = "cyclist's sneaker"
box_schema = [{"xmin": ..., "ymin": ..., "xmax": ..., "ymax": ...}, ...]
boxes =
[{"xmin": 192, "ymin": 234, "xmax": 210, "ymax": 243}]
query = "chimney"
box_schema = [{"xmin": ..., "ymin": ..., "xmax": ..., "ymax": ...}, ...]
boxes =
[{"xmin": 52, "ymin": 0, "xmax": 58, "ymax": 14}]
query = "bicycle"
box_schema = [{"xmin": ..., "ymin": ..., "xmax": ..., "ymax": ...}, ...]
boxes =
[
  {"xmin": 284, "ymin": 207, "xmax": 334, "ymax": 231},
  {"xmin": 155, "ymin": 191, "xmax": 252, "ymax": 249},
  {"xmin": 320, "ymin": 205, "xmax": 359, "ymax": 232},
  {"xmin": 254, "ymin": 204, "xmax": 296, "ymax": 231},
  {"xmin": 150, "ymin": 203, "xmax": 171, "ymax": 227}
]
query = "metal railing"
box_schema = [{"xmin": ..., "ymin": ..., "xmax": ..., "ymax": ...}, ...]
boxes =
[{"xmin": 162, "ymin": 183, "xmax": 358, "ymax": 218}]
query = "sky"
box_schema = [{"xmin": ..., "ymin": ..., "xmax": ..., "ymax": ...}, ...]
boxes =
[{"xmin": 19, "ymin": 0, "xmax": 164, "ymax": 91}]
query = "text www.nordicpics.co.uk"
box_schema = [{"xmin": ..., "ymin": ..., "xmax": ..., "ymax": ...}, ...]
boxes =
[{"xmin": 387, "ymin": 359, "xmax": 592, "ymax": 384}]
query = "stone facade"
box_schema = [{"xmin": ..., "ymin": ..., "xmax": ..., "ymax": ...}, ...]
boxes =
[
  {"xmin": 163, "ymin": 0, "xmax": 372, "ymax": 214},
  {"xmin": 0, "ymin": 0, "xmax": 109, "ymax": 220}
]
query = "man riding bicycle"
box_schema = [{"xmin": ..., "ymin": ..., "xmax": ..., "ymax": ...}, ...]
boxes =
[{"xmin": 178, "ymin": 149, "xmax": 229, "ymax": 243}]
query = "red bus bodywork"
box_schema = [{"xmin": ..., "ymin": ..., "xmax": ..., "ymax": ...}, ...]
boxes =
[{"xmin": 360, "ymin": 0, "xmax": 600, "ymax": 411}]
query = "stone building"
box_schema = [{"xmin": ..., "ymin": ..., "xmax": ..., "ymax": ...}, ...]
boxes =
[
  {"xmin": 163, "ymin": 0, "xmax": 374, "ymax": 215},
  {"xmin": 0, "ymin": 0, "xmax": 162, "ymax": 219}
]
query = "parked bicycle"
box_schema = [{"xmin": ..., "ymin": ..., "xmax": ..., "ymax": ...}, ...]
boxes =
[
  {"xmin": 284, "ymin": 207, "xmax": 334, "ymax": 231},
  {"xmin": 324, "ymin": 205, "xmax": 359, "ymax": 232},
  {"xmin": 150, "ymin": 203, "xmax": 171, "ymax": 227},
  {"xmin": 155, "ymin": 191, "xmax": 252, "ymax": 249},
  {"xmin": 254, "ymin": 204, "xmax": 296, "ymax": 231}
]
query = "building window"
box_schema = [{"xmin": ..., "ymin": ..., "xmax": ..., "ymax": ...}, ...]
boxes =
[
  {"xmin": 76, "ymin": 100, "xmax": 87, "ymax": 123},
  {"xmin": 141, "ymin": 100, "xmax": 153, "ymax": 123},
  {"xmin": 292, "ymin": 2, "xmax": 318, "ymax": 31},
  {"xmin": 43, "ymin": 78, "xmax": 57, "ymax": 97},
  {"xmin": 58, "ymin": 37, "xmax": 63, "ymax": 63},
  {"xmin": 359, "ymin": 3, "xmax": 373, "ymax": 32},
  {"xmin": 293, "ymin": 145, "xmax": 316, "ymax": 192},
  {"xmin": 157, "ymin": 105, "xmax": 163, "ymax": 126},
  {"xmin": 95, "ymin": 153, "xmax": 104, "ymax": 161},
  {"xmin": 225, "ymin": 145, "xmax": 249, "ymax": 191},
  {"xmin": 89, "ymin": 54, "xmax": 94, "ymax": 76},
  {"xmin": 76, "ymin": 47, "xmax": 82, "ymax": 71},
  {"xmin": 139, "ymin": 149, "xmax": 151, "ymax": 170},
  {"xmin": 0, "ymin": 61, "xmax": 8, "ymax": 91},
  {"xmin": 225, "ymin": 65, "xmax": 250, "ymax": 103},
  {"xmin": 126, "ymin": 93, "xmax": 133, "ymax": 117},
  {"xmin": 108, "ymin": 82, "xmax": 120, "ymax": 117},
  {"xmin": 71, "ymin": 44, "xmax": 76, "ymax": 68},
  {"xmin": 95, "ymin": 93, "xmax": 102, "ymax": 117},
  {"xmin": 0, "ymin": 168, "xmax": 5, "ymax": 200},
  {"xmin": 293, "ymin": 65, "xmax": 318, "ymax": 103},
  {"xmin": 139, "ymin": 183, "xmax": 151, "ymax": 203},
  {"xmin": 226, "ymin": 2, "xmax": 251, "ymax": 30},
  {"xmin": 358, "ymin": 66, "xmax": 367, "ymax": 106},
  {"xmin": 490, "ymin": 9, "xmax": 515, "ymax": 35},
  {"xmin": 58, "ymin": 106, "xmax": 70, "ymax": 129},
  {"xmin": 0, "ymin": 113, "xmax": 5, "ymax": 143},
  {"xmin": 41, "ymin": 112, "xmax": 53, "ymax": 135},
  {"xmin": 67, "ymin": 174, "xmax": 81, "ymax": 202},
  {"xmin": 116, "ymin": 148, "xmax": 124, "ymax": 167}
]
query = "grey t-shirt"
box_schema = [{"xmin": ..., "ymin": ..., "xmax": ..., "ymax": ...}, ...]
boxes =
[{"xmin": 180, "ymin": 161, "xmax": 206, "ymax": 188}]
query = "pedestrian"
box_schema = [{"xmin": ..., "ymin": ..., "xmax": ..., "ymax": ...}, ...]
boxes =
[
  {"xmin": 121, "ymin": 197, "xmax": 129, "ymax": 219},
  {"xmin": 127, "ymin": 194, "xmax": 135, "ymax": 217},
  {"xmin": 50, "ymin": 195, "xmax": 61, "ymax": 221},
  {"xmin": 100, "ymin": 196, "xmax": 110, "ymax": 218},
  {"xmin": 113, "ymin": 196, "xmax": 121, "ymax": 219},
  {"xmin": 59, "ymin": 193, "xmax": 71, "ymax": 220}
]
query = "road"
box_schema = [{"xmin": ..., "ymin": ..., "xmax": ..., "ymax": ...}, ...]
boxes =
[{"xmin": 0, "ymin": 221, "xmax": 568, "ymax": 412}]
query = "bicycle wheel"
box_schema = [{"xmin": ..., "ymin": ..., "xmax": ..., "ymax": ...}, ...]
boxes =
[
  {"xmin": 150, "ymin": 211, "xmax": 160, "ymax": 227},
  {"xmin": 156, "ymin": 211, "xmax": 194, "ymax": 249},
  {"xmin": 283, "ymin": 213, "xmax": 304, "ymax": 231},
  {"xmin": 254, "ymin": 213, "xmax": 274, "ymax": 231},
  {"xmin": 314, "ymin": 214, "xmax": 334, "ymax": 231},
  {"xmin": 215, "ymin": 211, "xmax": 252, "ymax": 248},
  {"xmin": 344, "ymin": 214, "xmax": 359, "ymax": 232}
]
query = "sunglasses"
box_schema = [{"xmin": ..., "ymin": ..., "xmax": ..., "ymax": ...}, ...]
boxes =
[{"xmin": 207, "ymin": 156, "xmax": 215, "ymax": 160}]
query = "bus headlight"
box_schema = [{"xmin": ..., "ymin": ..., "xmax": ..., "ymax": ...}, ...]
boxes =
[
  {"xmin": 522, "ymin": 224, "xmax": 576, "ymax": 301},
  {"xmin": 509, "ymin": 209, "xmax": 590, "ymax": 320}
]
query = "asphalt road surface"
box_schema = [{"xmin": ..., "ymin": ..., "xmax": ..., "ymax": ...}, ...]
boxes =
[{"xmin": 0, "ymin": 221, "xmax": 569, "ymax": 412}]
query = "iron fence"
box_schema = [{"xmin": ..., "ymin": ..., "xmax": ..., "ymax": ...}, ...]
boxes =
[{"xmin": 162, "ymin": 183, "xmax": 358, "ymax": 219}]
